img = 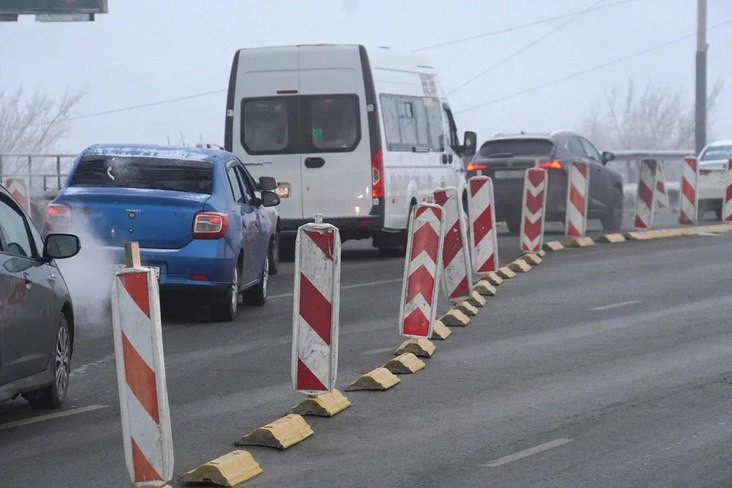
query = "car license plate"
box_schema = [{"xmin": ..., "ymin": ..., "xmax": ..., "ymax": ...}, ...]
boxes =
[
  {"xmin": 114, "ymin": 264, "xmax": 160, "ymax": 280},
  {"xmin": 494, "ymin": 170, "xmax": 525, "ymax": 179}
]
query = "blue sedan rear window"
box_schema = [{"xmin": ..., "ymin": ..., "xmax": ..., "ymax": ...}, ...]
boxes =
[{"xmin": 69, "ymin": 156, "xmax": 214, "ymax": 194}]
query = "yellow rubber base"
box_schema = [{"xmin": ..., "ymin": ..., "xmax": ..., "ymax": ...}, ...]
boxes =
[
  {"xmin": 508, "ymin": 260, "xmax": 532, "ymax": 273},
  {"xmin": 290, "ymin": 390, "xmax": 351, "ymax": 417},
  {"xmin": 346, "ymin": 367, "xmax": 400, "ymax": 391},
  {"xmin": 497, "ymin": 266, "xmax": 517, "ymax": 279},
  {"xmin": 181, "ymin": 450, "xmax": 262, "ymax": 487},
  {"xmin": 384, "ymin": 353, "xmax": 426, "ymax": 374},
  {"xmin": 439, "ymin": 308, "xmax": 471, "ymax": 327},
  {"xmin": 473, "ymin": 280, "xmax": 497, "ymax": 296},
  {"xmin": 395, "ymin": 337, "xmax": 437, "ymax": 358},
  {"xmin": 543, "ymin": 240, "xmax": 565, "ymax": 252},
  {"xmin": 236, "ymin": 414, "xmax": 313, "ymax": 450},
  {"xmin": 430, "ymin": 320, "xmax": 452, "ymax": 340}
]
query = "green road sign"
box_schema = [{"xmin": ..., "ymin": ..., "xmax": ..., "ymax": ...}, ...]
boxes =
[{"xmin": 0, "ymin": 0, "xmax": 107, "ymax": 14}]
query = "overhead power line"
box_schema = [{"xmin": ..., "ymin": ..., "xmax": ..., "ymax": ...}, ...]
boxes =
[
  {"xmin": 447, "ymin": 0, "xmax": 614, "ymax": 96},
  {"xmin": 66, "ymin": 88, "xmax": 226, "ymax": 122},
  {"xmin": 414, "ymin": 0, "xmax": 633, "ymax": 53},
  {"xmin": 455, "ymin": 18, "xmax": 732, "ymax": 115}
]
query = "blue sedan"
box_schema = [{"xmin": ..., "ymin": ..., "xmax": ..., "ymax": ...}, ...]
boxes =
[{"xmin": 45, "ymin": 144, "xmax": 280, "ymax": 321}]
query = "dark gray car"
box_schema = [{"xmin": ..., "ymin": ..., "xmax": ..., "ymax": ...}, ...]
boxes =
[
  {"xmin": 0, "ymin": 184, "xmax": 80, "ymax": 409},
  {"xmin": 466, "ymin": 131, "xmax": 623, "ymax": 234}
]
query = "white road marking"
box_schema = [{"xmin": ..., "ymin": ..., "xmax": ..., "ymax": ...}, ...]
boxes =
[
  {"xmin": 591, "ymin": 300, "xmax": 640, "ymax": 311},
  {"xmin": 481, "ymin": 438, "xmax": 574, "ymax": 467},
  {"xmin": 362, "ymin": 347, "xmax": 396, "ymax": 356},
  {"xmin": 0, "ymin": 405, "xmax": 107, "ymax": 431},
  {"xmin": 73, "ymin": 353, "xmax": 114, "ymax": 375},
  {"xmin": 269, "ymin": 278, "xmax": 402, "ymax": 300}
]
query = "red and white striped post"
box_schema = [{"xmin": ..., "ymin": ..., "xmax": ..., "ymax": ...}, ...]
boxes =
[
  {"xmin": 655, "ymin": 163, "xmax": 670, "ymax": 212},
  {"xmin": 434, "ymin": 187, "xmax": 472, "ymax": 302},
  {"xmin": 467, "ymin": 176, "xmax": 499, "ymax": 274},
  {"xmin": 292, "ymin": 217, "xmax": 341, "ymax": 394},
  {"xmin": 679, "ymin": 156, "xmax": 699, "ymax": 225},
  {"xmin": 112, "ymin": 256, "xmax": 174, "ymax": 486},
  {"xmin": 724, "ymin": 159, "xmax": 732, "ymax": 223},
  {"xmin": 565, "ymin": 161, "xmax": 589, "ymax": 237},
  {"xmin": 634, "ymin": 159, "xmax": 659, "ymax": 230},
  {"xmin": 520, "ymin": 168, "xmax": 548, "ymax": 253},
  {"xmin": 399, "ymin": 204, "xmax": 445, "ymax": 338},
  {"xmin": 4, "ymin": 178, "xmax": 29, "ymax": 211}
]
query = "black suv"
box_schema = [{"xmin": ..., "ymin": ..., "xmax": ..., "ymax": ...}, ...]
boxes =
[{"xmin": 466, "ymin": 131, "xmax": 623, "ymax": 234}]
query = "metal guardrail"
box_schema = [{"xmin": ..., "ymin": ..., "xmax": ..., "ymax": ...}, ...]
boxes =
[{"xmin": 0, "ymin": 153, "xmax": 77, "ymax": 192}]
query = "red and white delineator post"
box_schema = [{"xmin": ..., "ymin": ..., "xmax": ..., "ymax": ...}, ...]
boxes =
[
  {"xmin": 724, "ymin": 159, "xmax": 732, "ymax": 223},
  {"xmin": 634, "ymin": 159, "xmax": 659, "ymax": 230},
  {"xmin": 398, "ymin": 204, "xmax": 445, "ymax": 338},
  {"xmin": 434, "ymin": 187, "xmax": 472, "ymax": 302},
  {"xmin": 467, "ymin": 176, "xmax": 499, "ymax": 274},
  {"xmin": 679, "ymin": 156, "xmax": 699, "ymax": 225},
  {"xmin": 655, "ymin": 163, "xmax": 670, "ymax": 212},
  {"xmin": 292, "ymin": 217, "xmax": 341, "ymax": 394},
  {"xmin": 520, "ymin": 168, "xmax": 548, "ymax": 253},
  {"xmin": 112, "ymin": 267, "xmax": 174, "ymax": 487},
  {"xmin": 565, "ymin": 161, "xmax": 590, "ymax": 237},
  {"xmin": 4, "ymin": 178, "xmax": 29, "ymax": 211}
]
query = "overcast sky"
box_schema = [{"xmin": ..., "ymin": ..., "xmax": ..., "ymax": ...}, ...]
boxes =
[{"xmin": 1, "ymin": 0, "xmax": 730, "ymax": 153}]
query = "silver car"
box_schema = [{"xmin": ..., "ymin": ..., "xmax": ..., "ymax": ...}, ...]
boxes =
[
  {"xmin": 697, "ymin": 140, "xmax": 732, "ymax": 220},
  {"xmin": 0, "ymin": 184, "xmax": 80, "ymax": 409}
]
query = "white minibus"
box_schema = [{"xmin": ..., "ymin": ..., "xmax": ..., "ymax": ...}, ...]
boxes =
[{"xmin": 224, "ymin": 44, "xmax": 476, "ymax": 255}]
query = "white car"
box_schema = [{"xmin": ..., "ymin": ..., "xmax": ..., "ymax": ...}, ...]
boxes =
[{"xmin": 697, "ymin": 140, "xmax": 732, "ymax": 219}]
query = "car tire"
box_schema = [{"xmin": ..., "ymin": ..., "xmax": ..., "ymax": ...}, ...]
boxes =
[
  {"xmin": 24, "ymin": 313, "xmax": 71, "ymax": 409},
  {"xmin": 280, "ymin": 236, "xmax": 296, "ymax": 262},
  {"xmin": 211, "ymin": 264, "xmax": 240, "ymax": 322},
  {"xmin": 505, "ymin": 210, "xmax": 521, "ymax": 236},
  {"xmin": 243, "ymin": 256, "xmax": 268, "ymax": 307},
  {"xmin": 601, "ymin": 189, "xmax": 624, "ymax": 231},
  {"xmin": 268, "ymin": 232, "xmax": 280, "ymax": 275},
  {"xmin": 715, "ymin": 207, "xmax": 722, "ymax": 221}
]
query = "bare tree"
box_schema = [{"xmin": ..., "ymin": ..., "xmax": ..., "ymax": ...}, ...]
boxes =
[
  {"xmin": 0, "ymin": 85, "xmax": 85, "ymax": 156},
  {"xmin": 580, "ymin": 77, "xmax": 723, "ymax": 150}
]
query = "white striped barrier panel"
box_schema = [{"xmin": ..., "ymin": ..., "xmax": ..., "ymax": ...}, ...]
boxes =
[
  {"xmin": 565, "ymin": 161, "xmax": 589, "ymax": 237},
  {"xmin": 4, "ymin": 177, "xmax": 29, "ymax": 211},
  {"xmin": 679, "ymin": 156, "xmax": 699, "ymax": 224},
  {"xmin": 292, "ymin": 222, "xmax": 341, "ymax": 394},
  {"xmin": 434, "ymin": 187, "xmax": 472, "ymax": 302},
  {"xmin": 520, "ymin": 168, "xmax": 548, "ymax": 253},
  {"xmin": 724, "ymin": 159, "xmax": 732, "ymax": 223},
  {"xmin": 399, "ymin": 203, "xmax": 445, "ymax": 338},
  {"xmin": 634, "ymin": 159, "xmax": 659, "ymax": 230},
  {"xmin": 112, "ymin": 267, "xmax": 174, "ymax": 487},
  {"xmin": 655, "ymin": 163, "xmax": 670, "ymax": 212},
  {"xmin": 467, "ymin": 176, "xmax": 499, "ymax": 274}
]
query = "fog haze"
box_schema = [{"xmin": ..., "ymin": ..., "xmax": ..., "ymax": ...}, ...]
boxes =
[{"xmin": 1, "ymin": 0, "xmax": 730, "ymax": 152}]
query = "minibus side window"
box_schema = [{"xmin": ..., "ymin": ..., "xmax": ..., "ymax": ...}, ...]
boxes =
[
  {"xmin": 241, "ymin": 97, "xmax": 297, "ymax": 154},
  {"xmin": 380, "ymin": 94, "xmax": 442, "ymax": 152},
  {"xmin": 306, "ymin": 95, "xmax": 361, "ymax": 153}
]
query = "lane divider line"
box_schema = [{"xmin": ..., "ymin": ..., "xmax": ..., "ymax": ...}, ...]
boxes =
[
  {"xmin": 591, "ymin": 300, "xmax": 640, "ymax": 311},
  {"xmin": 0, "ymin": 405, "xmax": 107, "ymax": 431},
  {"xmin": 480, "ymin": 438, "xmax": 575, "ymax": 467}
]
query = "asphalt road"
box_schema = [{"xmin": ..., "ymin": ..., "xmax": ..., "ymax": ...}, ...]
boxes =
[{"xmin": 1, "ymin": 211, "xmax": 730, "ymax": 487}]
